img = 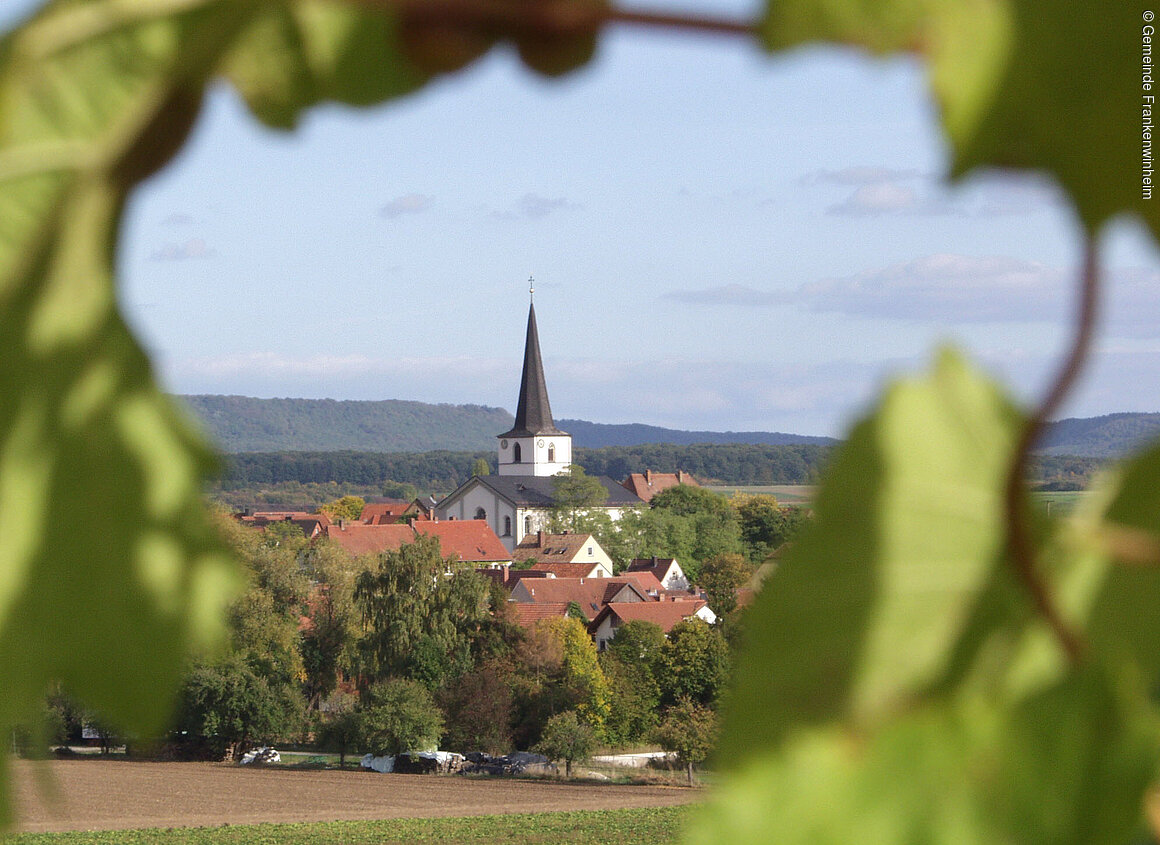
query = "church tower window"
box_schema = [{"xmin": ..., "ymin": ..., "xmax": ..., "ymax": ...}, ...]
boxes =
[
  {"xmin": 548, "ymin": 444, "xmax": 555, "ymax": 462},
  {"xmin": 513, "ymin": 443, "xmax": 522, "ymax": 463}
]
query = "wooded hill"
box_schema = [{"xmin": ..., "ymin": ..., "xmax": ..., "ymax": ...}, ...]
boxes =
[
  {"xmin": 1034, "ymin": 412, "xmax": 1160, "ymax": 457},
  {"xmin": 182, "ymin": 396, "xmax": 1160, "ymax": 467},
  {"xmin": 179, "ymin": 395, "xmax": 838, "ymax": 453}
]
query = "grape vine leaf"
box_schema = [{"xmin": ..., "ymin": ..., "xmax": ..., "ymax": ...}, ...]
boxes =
[
  {"xmin": 699, "ymin": 351, "xmax": 1160, "ymax": 842},
  {"xmin": 717, "ymin": 349, "xmax": 1023, "ymax": 760},
  {"xmin": 760, "ymin": 0, "xmax": 1154, "ymax": 237},
  {"xmin": 0, "ymin": 0, "xmax": 438, "ymax": 825},
  {"xmin": 691, "ymin": 665, "xmax": 1158, "ymax": 844}
]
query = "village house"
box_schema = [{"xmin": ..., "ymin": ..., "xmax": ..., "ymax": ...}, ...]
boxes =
[
  {"xmin": 512, "ymin": 531, "xmax": 615, "ymax": 578},
  {"xmin": 322, "ymin": 519, "xmax": 511, "ymax": 568},
  {"xmin": 620, "ymin": 470, "xmax": 699, "ymax": 503},
  {"xmin": 358, "ymin": 499, "xmax": 431, "ymax": 525},
  {"xmin": 625, "ymin": 557, "xmax": 690, "ymax": 591},
  {"xmin": 235, "ymin": 510, "xmax": 330, "ymax": 539},
  {"xmin": 508, "ymin": 576, "xmax": 650, "ymax": 622},
  {"xmin": 588, "ymin": 599, "xmax": 716, "ymax": 651}
]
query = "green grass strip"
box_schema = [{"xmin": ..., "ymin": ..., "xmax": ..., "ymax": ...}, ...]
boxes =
[{"xmin": 6, "ymin": 806, "xmax": 690, "ymax": 845}]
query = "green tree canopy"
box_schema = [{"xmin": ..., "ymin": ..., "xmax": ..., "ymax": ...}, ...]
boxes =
[
  {"xmin": 535, "ymin": 710, "xmax": 597, "ymax": 778},
  {"xmin": 550, "ymin": 464, "xmax": 610, "ymax": 532},
  {"xmin": 175, "ymin": 654, "xmax": 300, "ymax": 760},
  {"xmin": 358, "ymin": 678, "xmax": 444, "ymax": 757},
  {"xmin": 699, "ymin": 553, "xmax": 755, "ymax": 618},
  {"xmin": 354, "ymin": 535, "xmax": 490, "ymax": 688},
  {"xmin": 660, "ymin": 618, "xmax": 731, "ymax": 707},
  {"xmin": 655, "ymin": 697, "xmax": 718, "ymax": 785}
]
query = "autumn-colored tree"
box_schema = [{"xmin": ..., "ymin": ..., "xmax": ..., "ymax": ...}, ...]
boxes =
[{"xmin": 320, "ymin": 495, "xmax": 366, "ymax": 522}]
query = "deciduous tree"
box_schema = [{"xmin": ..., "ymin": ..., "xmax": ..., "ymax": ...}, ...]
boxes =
[
  {"xmin": 655, "ymin": 698, "xmax": 718, "ymax": 785},
  {"xmin": 358, "ymin": 678, "xmax": 444, "ymax": 757},
  {"xmin": 535, "ymin": 710, "xmax": 596, "ymax": 778}
]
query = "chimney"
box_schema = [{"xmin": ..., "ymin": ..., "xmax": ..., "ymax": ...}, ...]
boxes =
[
  {"xmin": 646, "ymin": 469, "xmax": 652, "ymax": 486},
  {"xmin": 677, "ymin": 470, "xmax": 685, "ymax": 483}
]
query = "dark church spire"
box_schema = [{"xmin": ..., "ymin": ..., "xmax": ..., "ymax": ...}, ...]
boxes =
[{"xmin": 501, "ymin": 289, "xmax": 564, "ymax": 438}]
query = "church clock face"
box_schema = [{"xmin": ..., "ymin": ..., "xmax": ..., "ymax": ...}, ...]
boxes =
[
  {"xmin": 537, "ymin": 439, "xmax": 545, "ymax": 447},
  {"xmin": 500, "ymin": 439, "xmax": 508, "ymax": 448}
]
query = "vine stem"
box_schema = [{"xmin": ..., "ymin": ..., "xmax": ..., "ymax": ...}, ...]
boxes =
[
  {"xmin": 349, "ymin": 0, "xmax": 758, "ymax": 39},
  {"xmin": 1004, "ymin": 235, "xmax": 1100, "ymax": 663}
]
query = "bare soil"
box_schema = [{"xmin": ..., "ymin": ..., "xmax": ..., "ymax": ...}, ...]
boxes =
[{"xmin": 10, "ymin": 760, "xmax": 697, "ymax": 833}]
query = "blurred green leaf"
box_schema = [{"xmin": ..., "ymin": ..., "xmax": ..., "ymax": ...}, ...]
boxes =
[
  {"xmin": 760, "ymin": 0, "xmax": 1154, "ymax": 237},
  {"xmin": 693, "ymin": 665, "xmax": 1158, "ymax": 844},
  {"xmin": 0, "ymin": 0, "xmax": 437, "ymax": 825},
  {"xmin": 718, "ymin": 349, "xmax": 1023, "ymax": 763},
  {"xmin": 221, "ymin": 0, "xmax": 428, "ymax": 129}
]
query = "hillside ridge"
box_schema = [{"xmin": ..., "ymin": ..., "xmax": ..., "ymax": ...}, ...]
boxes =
[{"xmin": 179, "ymin": 395, "xmax": 1159, "ymax": 458}]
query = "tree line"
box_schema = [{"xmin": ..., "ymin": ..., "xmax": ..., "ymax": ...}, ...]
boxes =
[{"xmin": 212, "ymin": 443, "xmax": 834, "ymax": 494}]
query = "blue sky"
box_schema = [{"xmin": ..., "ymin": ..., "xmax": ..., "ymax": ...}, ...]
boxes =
[{"xmin": 11, "ymin": 1, "xmax": 1159, "ymax": 437}]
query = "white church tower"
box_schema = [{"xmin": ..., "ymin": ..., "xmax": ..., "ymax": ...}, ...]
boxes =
[{"xmin": 496, "ymin": 282, "xmax": 572, "ymax": 477}]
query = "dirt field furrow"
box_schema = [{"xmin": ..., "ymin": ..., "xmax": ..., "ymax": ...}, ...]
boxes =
[{"xmin": 11, "ymin": 760, "xmax": 698, "ymax": 833}]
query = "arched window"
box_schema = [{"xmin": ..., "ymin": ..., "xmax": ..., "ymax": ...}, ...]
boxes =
[
  {"xmin": 474, "ymin": 507, "xmax": 486, "ymax": 521},
  {"xmin": 548, "ymin": 444, "xmax": 555, "ymax": 462},
  {"xmin": 513, "ymin": 442, "xmax": 522, "ymax": 463},
  {"xmin": 524, "ymin": 515, "xmax": 532, "ymax": 535},
  {"xmin": 503, "ymin": 516, "xmax": 512, "ymax": 536}
]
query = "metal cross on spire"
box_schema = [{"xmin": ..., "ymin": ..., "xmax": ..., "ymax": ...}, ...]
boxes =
[{"xmin": 528, "ymin": 275, "xmax": 535, "ymax": 302}]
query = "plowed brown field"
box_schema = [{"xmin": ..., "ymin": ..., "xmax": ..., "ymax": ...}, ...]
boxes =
[{"xmin": 11, "ymin": 760, "xmax": 697, "ymax": 833}]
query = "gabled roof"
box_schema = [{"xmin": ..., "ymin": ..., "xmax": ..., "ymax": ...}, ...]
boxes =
[
  {"xmin": 510, "ymin": 577, "xmax": 648, "ymax": 621},
  {"xmin": 588, "ymin": 599, "xmax": 709, "ymax": 635},
  {"xmin": 500, "ymin": 302, "xmax": 565, "ymax": 438},
  {"xmin": 617, "ymin": 571, "xmax": 666, "ymax": 594},
  {"xmin": 236, "ymin": 511, "xmax": 329, "ymax": 539},
  {"xmin": 530, "ymin": 562, "xmax": 609, "ymax": 578},
  {"xmin": 510, "ymin": 602, "xmax": 571, "ymax": 627},
  {"xmin": 513, "ymin": 531, "xmax": 602, "ymax": 562},
  {"xmin": 414, "ymin": 520, "xmax": 511, "ymax": 564},
  {"xmin": 620, "ymin": 470, "xmax": 699, "ymax": 503},
  {"xmin": 360, "ymin": 501, "xmax": 413, "ymax": 524},
  {"xmin": 321, "ymin": 523, "xmax": 414, "ymax": 556}
]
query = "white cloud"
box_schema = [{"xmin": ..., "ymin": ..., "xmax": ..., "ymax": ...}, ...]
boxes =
[
  {"xmin": 802, "ymin": 166, "xmax": 923, "ymax": 186},
  {"xmin": 492, "ymin": 193, "xmax": 582, "ymax": 221},
  {"xmin": 150, "ymin": 238, "xmax": 213, "ymax": 261},
  {"xmin": 380, "ymin": 193, "xmax": 435, "ymax": 218},
  {"xmin": 797, "ymin": 254, "xmax": 1065, "ymax": 322}
]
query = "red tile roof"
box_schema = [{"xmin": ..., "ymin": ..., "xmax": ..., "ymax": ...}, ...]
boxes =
[
  {"xmin": 512, "ymin": 531, "xmax": 600, "ymax": 563},
  {"xmin": 511, "ymin": 602, "xmax": 571, "ymax": 627},
  {"xmin": 617, "ymin": 571, "xmax": 665, "ymax": 594},
  {"xmin": 620, "ymin": 471, "xmax": 699, "ymax": 503},
  {"xmin": 589, "ymin": 599, "xmax": 708, "ymax": 634},
  {"xmin": 529, "ymin": 562, "xmax": 609, "ymax": 579},
  {"xmin": 321, "ymin": 523, "xmax": 415, "ymax": 556},
  {"xmin": 510, "ymin": 577, "xmax": 648, "ymax": 621},
  {"xmin": 414, "ymin": 520, "xmax": 511, "ymax": 564}
]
